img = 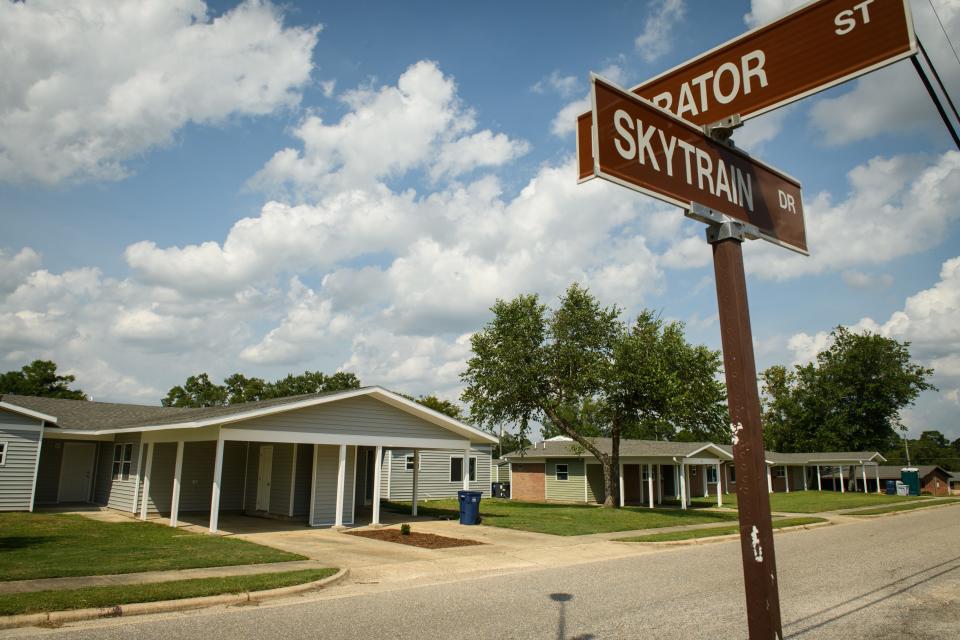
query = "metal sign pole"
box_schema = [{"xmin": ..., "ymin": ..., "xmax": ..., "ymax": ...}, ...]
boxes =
[{"xmin": 707, "ymin": 220, "xmax": 783, "ymax": 640}]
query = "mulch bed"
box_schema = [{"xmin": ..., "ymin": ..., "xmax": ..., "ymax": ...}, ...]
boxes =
[{"xmin": 345, "ymin": 529, "xmax": 484, "ymax": 549}]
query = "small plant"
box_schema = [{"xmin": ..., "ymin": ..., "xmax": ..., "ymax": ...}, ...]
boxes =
[{"xmin": 400, "ymin": 523, "xmax": 411, "ymax": 536}]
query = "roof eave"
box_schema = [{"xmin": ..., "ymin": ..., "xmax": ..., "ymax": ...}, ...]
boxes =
[{"xmin": 0, "ymin": 401, "xmax": 57, "ymax": 424}]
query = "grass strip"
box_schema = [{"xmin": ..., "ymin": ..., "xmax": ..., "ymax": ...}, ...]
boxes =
[
  {"xmin": 614, "ymin": 517, "xmax": 827, "ymax": 543},
  {"xmin": 0, "ymin": 513, "xmax": 305, "ymax": 582},
  {"xmin": 848, "ymin": 498, "xmax": 960, "ymax": 516},
  {"xmin": 0, "ymin": 569, "xmax": 337, "ymax": 616}
]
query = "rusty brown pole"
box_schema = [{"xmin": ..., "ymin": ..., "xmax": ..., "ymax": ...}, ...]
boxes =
[{"xmin": 708, "ymin": 221, "xmax": 783, "ymax": 640}]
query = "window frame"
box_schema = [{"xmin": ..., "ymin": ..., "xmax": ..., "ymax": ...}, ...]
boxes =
[
  {"xmin": 707, "ymin": 466, "xmax": 718, "ymax": 483},
  {"xmin": 690, "ymin": 466, "xmax": 698, "ymax": 477},
  {"xmin": 0, "ymin": 441, "xmax": 7, "ymax": 466},
  {"xmin": 404, "ymin": 454, "xmax": 420, "ymax": 471},
  {"xmin": 449, "ymin": 455, "xmax": 478, "ymax": 483},
  {"xmin": 555, "ymin": 463, "xmax": 569, "ymax": 481},
  {"xmin": 112, "ymin": 442, "xmax": 133, "ymax": 481},
  {"xmin": 773, "ymin": 466, "xmax": 786, "ymax": 478}
]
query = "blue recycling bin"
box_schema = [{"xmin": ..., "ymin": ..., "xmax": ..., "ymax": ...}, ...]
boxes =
[
  {"xmin": 457, "ymin": 490, "xmax": 482, "ymax": 525},
  {"xmin": 885, "ymin": 480, "xmax": 897, "ymax": 495}
]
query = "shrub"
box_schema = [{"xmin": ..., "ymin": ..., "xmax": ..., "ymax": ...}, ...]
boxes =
[{"xmin": 400, "ymin": 523, "xmax": 411, "ymax": 536}]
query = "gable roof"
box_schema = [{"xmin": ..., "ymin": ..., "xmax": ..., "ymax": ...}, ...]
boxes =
[
  {"xmin": 714, "ymin": 445, "xmax": 885, "ymax": 465},
  {"xmin": 505, "ymin": 437, "xmax": 732, "ymax": 461},
  {"xmin": 0, "ymin": 387, "xmax": 497, "ymax": 444}
]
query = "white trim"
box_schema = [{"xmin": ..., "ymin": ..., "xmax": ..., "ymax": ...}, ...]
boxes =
[
  {"xmin": 209, "ymin": 430, "xmax": 225, "ymax": 533},
  {"xmin": 372, "ymin": 446, "xmax": 383, "ymax": 525},
  {"xmin": 42, "ymin": 431, "xmax": 111, "ymax": 442},
  {"xmin": 386, "ymin": 449, "xmax": 392, "ymax": 500},
  {"xmin": 618, "ymin": 463, "xmax": 625, "ymax": 507},
  {"xmin": 448, "ymin": 454, "xmax": 478, "ymax": 484},
  {"xmin": 131, "ymin": 443, "xmax": 143, "ymax": 514},
  {"xmin": 221, "ymin": 428, "xmax": 469, "ymax": 450},
  {"xmin": 583, "ymin": 462, "xmax": 588, "ymax": 502},
  {"xmin": 555, "ymin": 463, "xmax": 570, "ymax": 481},
  {"xmin": 0, "ymin": 441, "xmax": 8, "ymax": 466},
  {"xmin": 334, "ymin": 444, "xmax": 347, "ymax": 528},
  {"xmin": 28, "ymin": 425, "xmax": 43, "ymax": 512},
  {"xmin": 411, "ymin": 449, "xmax": 419, "ymax": 516},
  {"xmin": 309, "ymin": 444, "xmax": 318, "ymax": 526},
  {"xmin": 139, "ymin": 442, "xmax": 153, "ymax": 521},
  {"xmin": 351, "ymin": 445, "xmax": 358, "ymax": 526},
  {"xmin": 241, "ymin": 442, "xmax": 250, "ymax": 511},
  {"xmin": 170, "ymin": 441, "xmax": 184, "ymax": 527},
  {"xmin": 288, "ymin": 444, "xmax": 298, "ymax": 518},
  {"xmin": 0, "ymin": 402, "xmax": 56, "ymax": 424},
  {"xmin": 683, "ymin": 444, "xmax": 735, "ymax": 461}
]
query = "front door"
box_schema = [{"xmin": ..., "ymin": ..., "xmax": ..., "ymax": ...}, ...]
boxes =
[
  {"xmin": 256, "ymin": 445, "xmax": 273, "ymax": 512},
  {"xmin": 59, "ymin": 442, "xmax": 96, "ymax": 503}
]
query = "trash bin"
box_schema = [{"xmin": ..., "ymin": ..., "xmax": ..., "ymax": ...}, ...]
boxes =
[
  {"xmin": 896, "ymin": 482, "xmax": 910, "ymax": 496},
  {"xmin": 885, "ymin": 480, "xmax": 897, "ymax": 495},
  {"xmin": 501, "ymin": 482, "xmax": 511, "ymax": 499},
  {"xmin": 900, "ymin": 468, "xmax": 920, "ymax": 496},
  {"xmin": 492, "ymin": 482, "xmax": 502, "ymax": 497},
  {"xmin": 457, "ymin": 490, "xmax": 482, "ymax": 525}
]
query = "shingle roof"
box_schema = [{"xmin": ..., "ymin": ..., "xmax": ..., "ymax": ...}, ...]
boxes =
[
  {"xmin": 714, "ymin": 445, "xmax": 883, "ymax": 465},
  {"xmin": 505, "ymin": 437, "xmax": 730, "ymax": 460},
  {"xmin": 0, "ymin": 388, "xmax": 370, "ymax": 431},
  {"xmin": 820, "ymin": 465, "xmax": 950, "ymax": 480}
]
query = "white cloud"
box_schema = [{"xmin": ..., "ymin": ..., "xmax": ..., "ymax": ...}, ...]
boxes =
[
  {"xmin": 531, "ymin": 71, "xmax": 579, "ymax": 97},
  {"xmin": 430, "ymin": 130, "xmax": 530, "ymax": 181},
  {"xmin": 842, "ymin": 270, "xmax": 894, "ymax": 289},
  {"xmin": 0, "ymin": 0, "xmax": 320, "ymax": 184},
  {"xmin": 320, "ymin": 79, "xmax": 337, "ymax": 98},
  {"xmin": 551, "ymin": 96, "xmax": 590, "ymax": 137},
  {"xmin": 743, "ymin": 0, "xmax": 805, "ymax": 28},
  {"xmin": 635, "ymin": 0, "xmax": 686, "ymax": 63},
  {"xmin": 746, "ymin": 151, "xmax": 960, "ymax": 280},
  {"xmin": 0, "ymin": 248, "xmax": 41, "ymax": 295}
]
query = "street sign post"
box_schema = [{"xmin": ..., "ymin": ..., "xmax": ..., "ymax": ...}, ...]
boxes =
[
  {"xmin": 579, "ymin": 0, "xmax": 916, "ymax": 180},
  {"xmin": 589, "ymin": 75, "xmax": 807, "ymax": 254}
]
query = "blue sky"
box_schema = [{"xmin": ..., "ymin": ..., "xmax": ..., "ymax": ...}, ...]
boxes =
[{"xmin": 1, "ymin": 0, "xmax": 958, "ymax": 440}]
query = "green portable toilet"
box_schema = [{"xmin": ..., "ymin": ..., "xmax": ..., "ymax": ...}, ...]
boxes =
[{"xmin": 900, "ymin": 468, "xmax": 920, "ymax": 496}]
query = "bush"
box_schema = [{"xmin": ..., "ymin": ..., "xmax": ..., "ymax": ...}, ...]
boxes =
[{"xmin": 400, "ymin": 523, "xmax": 411, "ymax": 536}]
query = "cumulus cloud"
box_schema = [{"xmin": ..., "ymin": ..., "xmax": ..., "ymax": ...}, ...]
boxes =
[
  {"xmin": 743, "ymin": 0, "xmax": 805, "ymax": 27},
  {"xmin": 0, "ymin": 0, "xmax": 320, "ymax": 184},
  {"xmin": 0, "ymin": 248, "xmax": 41, "ymax": 295},
  {"xmin": 746, "ymin": 151, "xmax": 960, "ymax": 280},
  {"xmin": 635, "ymin": 0, "xmax": 686, "ymax": 63},
  {"xmin": 842, "ymin": 270, "xmax": 894, "ymax": 289},
  {"xmin": 531, "ymin": 71, "xmax": 580, "ymax": 97}
]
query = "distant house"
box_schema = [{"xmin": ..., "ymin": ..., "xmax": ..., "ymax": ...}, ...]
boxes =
[
  {"xmin": 0, "ymin": 388, "xmax": 496, "ymax": 530},
  {"xmin": 823, "ymin": 465, "xmax": 952, "ymax": 497},
  {"xmin": 950, "ymin": 472, "xmax": 960, "ymax": 496}
]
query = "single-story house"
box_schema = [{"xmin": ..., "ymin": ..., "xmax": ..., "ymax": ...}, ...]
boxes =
[
  {"xmin": 716, "ymin": 447, "xmax": 887, "ymax": 495},
  {"xmin": 950, "ymin": 472, "xmax": 960, "ymax": 496},
  {"xmin": 819, "ymin": 465, "xmax": 953, "ymax": 496},
  {"xmin": 503, "ymin": 436, "xmax": 734, "ymax": 510},
  {"xmin": 0, "ymin": 387, "xmax": 497, "ymax": 531}
]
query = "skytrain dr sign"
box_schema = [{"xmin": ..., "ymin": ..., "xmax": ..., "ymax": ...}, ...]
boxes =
[
  {"xmin": 589, "ymin": 76, "xmax": 807, "ymax": 253},
  {"xmin": 578, "ymin": 0, "xmax": 917, "ymax": 179}
]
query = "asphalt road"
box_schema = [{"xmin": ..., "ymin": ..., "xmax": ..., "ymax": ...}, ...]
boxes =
[{"xmin": 6, "ymin": 505, "xmax": 959, "ymax": 640}]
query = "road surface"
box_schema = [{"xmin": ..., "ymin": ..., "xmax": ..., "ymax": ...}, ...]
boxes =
[{"xmin": 5, "ymin": 505, "xmax": 959, "ymax": 639}]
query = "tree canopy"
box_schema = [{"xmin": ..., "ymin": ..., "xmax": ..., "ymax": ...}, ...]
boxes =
[
  {"xmin": 0, "ymin": 360, "xmax": 87, "ymax": 400},
  {"xmin": 760, "ymin": 327, "xmax": 935, "ymax": 453},
  {"xmin": 162, "ymin": 370, "xmax": 362, "ymax": 407},
  {"xmin": 401, "ymin": 393, "xmax": 464, "ymax": 420},
  {"xmin": 882, "ymin": 430, "xmax": 960, "ymax": 471},
  {"xmin": 461, "ymin": 284, "xmax": 727, "ymax": 506}
]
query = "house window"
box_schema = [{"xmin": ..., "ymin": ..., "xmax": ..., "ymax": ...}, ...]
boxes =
[
  {"xmin": 556, "ymin": 464, "xmax": 569, "ymax": 481},
  {"xmin": 773, "ymin": 466, "xmax": 786, "ymax": 478},
  {"xmin": 450, "ymin": 456, "xmax": 477, "ymax": 482},
  {"xmin": 0, "ymin": 441, "xmax": 7, "ymax": 466},
  {"xmin": 707, "ymin": 467, "xmax": 718, "ymax": 483},
  {"xmin": 729, "ymin": 465, "xmax": 736, "ymax": 482},
  {"xmin": 112, "ymin": 443, "xmax": 133, "ymax": 480},
  {"xmin": 641, "ymin": 466, "xmax": 649, "ymax": 481},
  {"xmin": 691, "ymin": 466, "xmax": 698, "ymax": 477},
  {"xmin": 405, "ymin": 454, "xmax": 415, "ymax": 471}
]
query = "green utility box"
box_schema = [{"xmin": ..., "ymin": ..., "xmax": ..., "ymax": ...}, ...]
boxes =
[{"xmin": 900, "ymin": 468, "xmax": 920, "ymax": 496}]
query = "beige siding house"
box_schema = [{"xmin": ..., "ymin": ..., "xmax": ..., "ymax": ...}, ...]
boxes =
[{"xmin": 0, "ymin": 387, "xmax": 497, "ymax": 531}]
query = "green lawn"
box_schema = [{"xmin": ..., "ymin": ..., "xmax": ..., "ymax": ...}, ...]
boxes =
[
  {"xmin": 0, "ymin": 513, "xmax": 305, "ymax": 582},
  {"xmin": 672, "ymin": 491, "xmax": 925, "ymax": 514},
  {"xmin": 0, "ymin": 569, "xmax": 336, "ymax": 616},
  {"xmin": 849, "ymin": 497, "xmax": 960, "ymax": 516},
  {"xmin": 384, "ymin": 498, "xmax": 738, "ymax": 536},
  {"xmin": 614, "ymin": 517, "xmax": 827, "ymax": 543}
]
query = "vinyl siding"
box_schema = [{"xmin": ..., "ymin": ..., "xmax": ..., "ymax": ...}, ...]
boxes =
[
  {"xmin": 93, "ymin": 441, "xmax": 113, "ymax": 505},
  {"xmin": 269, "ymin": 443, "xmax": 295, "ymax": 516},
  {"xmin": 177, "ymin": 441, "xmax": 215, "ymax": 513},
  {"xmin": 34, "ymin": 439, "xmax": 64, "ymax": 505},
  {"xmin": 310, "ymin": 445, "xmax": 356, "ymax": 526},
  {"xmin": 0, "ymin": 412, "xmax": 42, "ymax": 511},
  {"xmin": 220, "ymin": 441, "xmax": 247, "ymax": 512},
  {"xmin": 383, "ymin": 445, "xmax": 492, "ymax": 501},
  {"xmin": 142, "ymin": 442, "xmax": 177, "ymax": 514},
  {"xmin": 242, "ymin": 442, "xmax": 301, "ymax": 518},
  {"xmin": 545, "ymin": 458, "xmax": 585, "ymax": 502},
  {"xmin": 586, "ymin": 463, "xmax": 606, "ymax": 504},
  {"xmin": 292, "ymin": 444, "xmax": 313, "ymax": 517},
  {"xmin": 105, "ymin": 432, "xmax": 142, "ymax": 512},
  {"xmin": 230, "ymin": 395, "xmax": 466, "ymax": 444}
]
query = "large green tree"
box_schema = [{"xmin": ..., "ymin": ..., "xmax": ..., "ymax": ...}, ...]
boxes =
[
  {"xmin": 162, "ymin": 370, "xmax": 361, "ymax": 407},
  {"xmin": 0, "ymin": 360, "xmax": 87, "ymax": 400},
  {"xmin": 882, "ymin": 430, "xmax": 959, "ymax": 471},
  {"xmin": 760, "ymin": 327, "xmax": 935, "ymax": 453},
  {"xmin": 461, "ymin": 284, "xmax": 727, "ymax": 507}
]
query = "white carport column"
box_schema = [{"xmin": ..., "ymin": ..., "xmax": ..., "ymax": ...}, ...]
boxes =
[
  {"xmin": 679, "ymin": 462, "xmax": 687, "ymax": 510},
  {"xmin": 209, "ymin": 433, "xmax": 225, "ymax": 533},
  {"xmin": 766, "ymin": 465, "xmax": 773, "ymax": 493},
  {"xmin": 618, "ymin": 463, "xmax": 625, "ymax": 507},
  {"xmin": 334, "ymin": 444, "xmax": 347, "ymax": 528},
  {"xmin": 875, "ymin": 464, "xmax": 881, "ymax": 494},
  {"xmin": 803, "ymin": 466, "xmax": 808, "ymax": 491},
  {"xmin": 784, "ymin": 466, "xmax": 790, "ymax": 493},
  {"xmin": 673, "ymin": 465, "xmax": 680, "ymax": 498},
  {"xmin": 371, "ymin": 446, "xmax": 383, "ymax": 526},
  {"xmin": 817, "ymin": 465, "xmax": 822, "ymax": 491},
  {"xmin": 839, "ymin": 465, "xmax": 845, "ymax": 493},
  {"xmin": 647, "ymin": 464, "xmax": 654, "ymax": 509},
  {"xmin": 656, "ymin": 465, "xmax": 663, "ymax": 504},
  {"xmin": 139, "ymin": 442, "xmax": 153, "ymax": 521},
  {"xmin": 702, "ymin": 465, "xmax": 708, "ymax": 497},
  {"xmin": 411, "ymin": 450, "xmax": 420, "ymax": 516},
  {"xmin": 716, "ymin": 463, "xmax": 722, "ymax": 507},
  {"xmin": 463, "ymin": 448, "xmax": 471, "ymax": 491},
  {"xmin": 170, "ymin": 441, "xmax": 184, "ymax": 528},
  {"xmin": 861, "ymin": 465, "xmax": 868, "ymax": 494}
]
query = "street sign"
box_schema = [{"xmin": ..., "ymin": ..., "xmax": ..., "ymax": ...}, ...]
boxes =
[
  {"xmin": 590, "ymin": 75, "xmax": 808, "ymax": 254},
  {"xmin": 578, "ymin": 0, "xmax": 916, "ymax": 180}
]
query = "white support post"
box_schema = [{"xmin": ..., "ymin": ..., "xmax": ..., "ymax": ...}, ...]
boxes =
[
  {"xmin": 802, "ymin": 465, "xmax": 808, "ymax": 491},
  {"xmin": 685, "ymin": 465, "xmax": 692, "ymax": 507},
  {"xmin": 308, "ymin": 445, "xmax": 318, "ymax": 526},
  {"xmin": 861, "ymin": 465, "xmax": 868, "ymax": 494},
  {"xmin": 334, "ymin": 444, "xmax": 347, "ymax": 528},
  {"xmin": 724, "ymin": 463, "xmax": 730, "ymax": 494},
  {"xmin": 767, "ymin": 465, "xmax": 773, "ymax": 493},
  {"xmin": 139, "ymin": 442, "xmax": 153, "ymax": 521},
  {"xmin": 875, "ymin": 464, "xmax": 881, "ymax": 494},
  {"xmin": 288, "ymin": 444, "xmax": 298, "ymax": 517},
  {"xmin": 647, "ymin": 464, "xmax": 654, "ymax": 509},
  {"xmin": 702, "ymin": 465, "xmax": 708, "ymax": 497},
  {"xmin": 170, "ymin": 441, "xmax": 184, "ymax": 527},
  {"xmin": 674, "ymin": 465, "xmax": 680, "ymax": 498},
  {"xmin": 839, "ymin": 465, "xmax": 845, "ymax": 493},
  {"xmin": 656, "ymin": 464, "xmax": 663, "ymax": 504},
  {"xmin": 411, "ymin": 449, "xmax": 420, "ymax": 516},
  {"xmin": 679, "ymin": 462, "xmax": 687, "ymax": 510},
  {"xmin": 817, "ymin": 465, "xmax": 822, "ymax": 491},
  {"xmin": 372, "ymin": 446, "xmax": 383, "ymax": 526},
  {"xmin": 618, "ymin": 463, "xmax": 625, "ymax": 507},
  {"xmin": 716, "ymin": 463, "xmax": 722, "ymax": 507},
  {"xmin": 784, "ymin": 466, "xmax": 790, "ymax": 493},
  {"xmin": 209, "ymin": 433, "xmax": 224, "ymax": 533},
  {"xmin": 463, "ymin": 448, "xmax": 471, "ymax": 491}
]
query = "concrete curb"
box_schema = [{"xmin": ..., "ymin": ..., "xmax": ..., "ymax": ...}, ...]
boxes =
[
  {"xmin": 0, "ymin": 568, "xmax": 348, "ymax": 630},
  {"xmin": 613, "ymin": 521, "xmax": 832, "ymax": 547},
  {"xmin": 846, "ymin": 500, "xmax": 960, "ymax": 519}
]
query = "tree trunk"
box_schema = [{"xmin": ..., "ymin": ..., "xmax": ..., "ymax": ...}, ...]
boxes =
[
  {"xmin": 542, "ymin": 405, "xmax": 615, "ymax": 507},
  {"xmin": 606, "ymin": 416, "xmax": 622, "ymax": 508}
]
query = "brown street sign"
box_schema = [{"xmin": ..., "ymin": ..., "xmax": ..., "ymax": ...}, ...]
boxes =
[
  {"xmin": 579, "ymin": 0, "xmax": 916, "ymax": 180},
  {"xmin": 590, "ymin": 75, "xmax": 808, "ymax": 254}
]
